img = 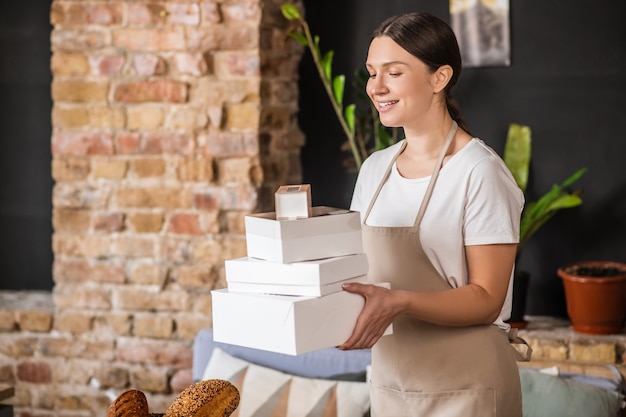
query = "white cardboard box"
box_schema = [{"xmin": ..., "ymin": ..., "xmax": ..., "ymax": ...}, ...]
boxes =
[
  {"xmin": 244, "ymin": 206, "xmax": 362, "ymax": 263},
  {"xmin": 225, "ymin": 253, "xmax": 369, "ymax": 286},
  {"xmin": 211, "ymin": 285, "xmax": 392, "ymax": 355},
  {"xmin": 227, "ymin": 275, "xmax": 368, "ymax": 297},
  {"xmin": 275, "ymin": 184, "xmax": 312, "ymax": 220}
]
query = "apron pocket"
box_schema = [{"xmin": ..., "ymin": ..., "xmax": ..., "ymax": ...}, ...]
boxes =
[{"xmin": 371, "ymin": 384, "xmax": 496, "ymax": 417}]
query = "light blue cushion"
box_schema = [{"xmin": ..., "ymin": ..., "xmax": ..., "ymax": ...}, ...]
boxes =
[
  {"xmin": 192, "ymin": 328, "xmax": 371, "ymax": 382},
  {"xmin": 520, "ymin": 367, "xmax": 625, "ymax": 417}
]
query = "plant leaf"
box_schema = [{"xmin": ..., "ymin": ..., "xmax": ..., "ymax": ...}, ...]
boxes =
[
  {"xmin": 545, "ymin": 194, "xmax": 583, "ymax": 211},
  {"xmin": 280, "ymin": 4, "xmax": 301, "ymax": 20},
  {"xmin": 519, "ymin": 168, "xmax": 586, "ymax": 249},
  {"xmin": 332, "ymin": 75, "xmax": 345, "ymax": 105},
  {"xmin": 344, "ymin": 104, "xmax": 356, "ymax": 134},
  {"xmin": 504, "ymin": 123, "xmax": 531, "ymax": 192},
  {"xmin": 321, "ymin": 50, "xmax": 334, "ymax": 81},
  {"xmin": 313, "ymin": 36, "xmax": 321, "ymax": 57},
  {"xmin": 561, "ymin": 167, "xmax": 587, "ymax": 187},
  {"xmin": 288, "ymin": 32, "xmax": 308, "ymax": 46}
]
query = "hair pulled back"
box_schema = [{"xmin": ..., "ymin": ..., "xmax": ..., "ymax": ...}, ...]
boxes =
[{"xmin": 373, "ymin": 12, "xmax": 469, "ymax": 132}]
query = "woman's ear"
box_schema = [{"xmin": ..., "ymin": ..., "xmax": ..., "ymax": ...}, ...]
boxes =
[{"xmin": 432, "ymin": 65, "xmax": 453, "ymax": 94}]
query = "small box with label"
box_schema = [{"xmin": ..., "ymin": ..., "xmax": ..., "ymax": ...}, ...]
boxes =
[{"xmin": 275, "ymin": 184, "xmax": 312, "ymax": 220}]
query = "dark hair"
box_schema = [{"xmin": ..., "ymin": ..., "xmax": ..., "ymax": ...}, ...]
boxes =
[{"xmin": 373, "ymin": 12, "xmax": 469, "ymax": 132}]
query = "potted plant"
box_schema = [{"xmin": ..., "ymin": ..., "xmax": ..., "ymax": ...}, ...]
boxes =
[
  {"xmin": 503, "ymin": 123, "xmax": 586, "ymax": 328},
  {"xmin": 508, "ymin": 126, "xmax": 624, "ymax": 335},
  {"xmin": 557, "ymin": 261, "xmax": 626, "ymax": 334}
]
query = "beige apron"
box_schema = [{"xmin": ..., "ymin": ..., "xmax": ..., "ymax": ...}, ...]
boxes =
[{"xmin": 363, "ymin": 121, "xmax": 522, "ymax": 417}]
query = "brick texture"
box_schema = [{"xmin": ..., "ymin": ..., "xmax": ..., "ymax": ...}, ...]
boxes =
[{"xmin": 0, "ymin": 1, "xmax": 305, "ymax": 416}]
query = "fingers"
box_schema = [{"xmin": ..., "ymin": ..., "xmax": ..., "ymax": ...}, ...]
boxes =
[
  {"xmin": 339, "ymin": 325, "xmax": 385, "ymax": 350},
  {"xmin": 340, "ymin": 303, "xmax": 385, "ymax": 349},
  {"xmin": 339, "ymin": 283, "xmax": 394, "ymax": 350},
  {"xmin": 339, "ymin": 283, "xmax": 371, "ymax": 349},
  {"xmin": 341, "ymin": 281, "xmax": 368, "ymax": 294},
  {"xmin": 338, "ymin": 304, "xmax": 368, "ymax": 349}
]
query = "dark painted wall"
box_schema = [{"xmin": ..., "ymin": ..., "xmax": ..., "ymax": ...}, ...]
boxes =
[
  {"xmin": 299, "ymin": 0, "xmax": 626, "ymax": 317},
  {"xmin": 1, "ymin": 0, "xmax": 625, "ymax": 317},
  {"xmin": 0, "ymin": 0, "xmax": 53, "ymax": 290}
]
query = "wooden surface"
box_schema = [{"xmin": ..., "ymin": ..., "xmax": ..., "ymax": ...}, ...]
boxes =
[{"xmin": 519, "ymin": 360, "xmax": 626, "ymax": 381}]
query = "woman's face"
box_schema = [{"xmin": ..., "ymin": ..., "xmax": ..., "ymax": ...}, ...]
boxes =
[{"xmin": 366, "ymin": 36, "xmax": 439, "ymax": 129}]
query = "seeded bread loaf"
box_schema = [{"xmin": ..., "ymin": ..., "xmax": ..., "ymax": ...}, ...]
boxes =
[{"xmin": 164, "ymin": 379, "xmax": 240, "ymax": 417}]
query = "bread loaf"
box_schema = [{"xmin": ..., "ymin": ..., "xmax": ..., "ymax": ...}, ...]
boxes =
[
  {"xmin": 107, "ymin": 389, "xmax": 149, "ymax": 417},
  {"xmin": 164, "ymin": 379, "xmax": 240, "ymax": 417}
]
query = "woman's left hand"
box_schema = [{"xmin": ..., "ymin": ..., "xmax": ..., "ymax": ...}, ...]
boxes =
[{"xmin": 338, "ymin": 282, "xmax": 399, "ymax": 350}]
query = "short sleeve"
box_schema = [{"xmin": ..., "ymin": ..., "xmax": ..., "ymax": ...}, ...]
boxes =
[
  {"xmin": 463, "ymin": 156, "xmax": 524, "ymax": 246},
  {"xmin": 349, "ymin": 171, "xmax": 363, "ymax": 213}
]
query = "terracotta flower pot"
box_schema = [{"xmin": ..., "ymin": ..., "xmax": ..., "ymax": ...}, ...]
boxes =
[{"xmin": 557, "ymin": 261, "xmax": 626, "ymax": 335}]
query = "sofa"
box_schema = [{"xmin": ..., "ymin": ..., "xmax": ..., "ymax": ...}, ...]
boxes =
[{"xmin": 193, "ymin": 328, "xmax": 625, "ymax": 417}]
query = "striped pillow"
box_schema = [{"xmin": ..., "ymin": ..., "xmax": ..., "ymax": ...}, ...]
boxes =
[{"xmin": 202, "ymin": 347, "xmax": 370, "ymax": 417}]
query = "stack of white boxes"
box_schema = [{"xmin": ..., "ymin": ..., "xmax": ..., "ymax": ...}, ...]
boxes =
[{"xmin": 211, "ymin": 203, "xmax": 383, "ymax": 356}]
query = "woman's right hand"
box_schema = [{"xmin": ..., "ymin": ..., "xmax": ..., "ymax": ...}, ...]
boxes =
[{"xmin": 338, "ymin": 282, "xmax": 400, "ymax": 350}]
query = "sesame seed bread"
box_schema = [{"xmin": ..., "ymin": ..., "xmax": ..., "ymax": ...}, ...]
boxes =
[{"xmin": 164, "ymin": 379, "xmax": 240, "ymax": 417}]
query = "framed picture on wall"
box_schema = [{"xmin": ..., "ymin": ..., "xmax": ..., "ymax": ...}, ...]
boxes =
[{"xmin": 450, "ymin": 0, "xmax": 511, "ymax": 67}]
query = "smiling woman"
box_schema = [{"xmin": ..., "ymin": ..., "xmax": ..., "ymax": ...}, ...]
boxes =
[{"xmin": 340, "ymin": 11, "xmax": 526, "ymax": 417}]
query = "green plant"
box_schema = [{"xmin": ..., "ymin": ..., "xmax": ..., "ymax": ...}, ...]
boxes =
[
  {"xmin": 280, "ymin": 3, "xmax": 398, "ymax": 171},
  {"xmin": 503, "ymin": 123, "xmax": 587, "ymax": 258}
]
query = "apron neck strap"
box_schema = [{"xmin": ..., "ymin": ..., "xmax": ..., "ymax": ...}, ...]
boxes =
[
  {"xmin": 362, "ymin": 141, "xmax": 406, "ymax": 222},
  {"xmin": 413, "ymin": 120, "xmax": 458, "ymax": 228},
  {"xmin": 362, "ymin": 120, "xmax": 459, "ymax": 228}
]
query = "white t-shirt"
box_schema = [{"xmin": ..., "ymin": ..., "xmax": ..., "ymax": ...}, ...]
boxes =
[{"xmin": 350, "ymin": 138, "xmax": 524, "ymax": 330}]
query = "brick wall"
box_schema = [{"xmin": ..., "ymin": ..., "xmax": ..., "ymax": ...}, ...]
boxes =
[
  {"xmin": 0, "ymin": 1, "xmax": 304, "ymax": 416},
  {"xmin": 517, "ymin": 317, "xmax": 626, "ymax": 379}
]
